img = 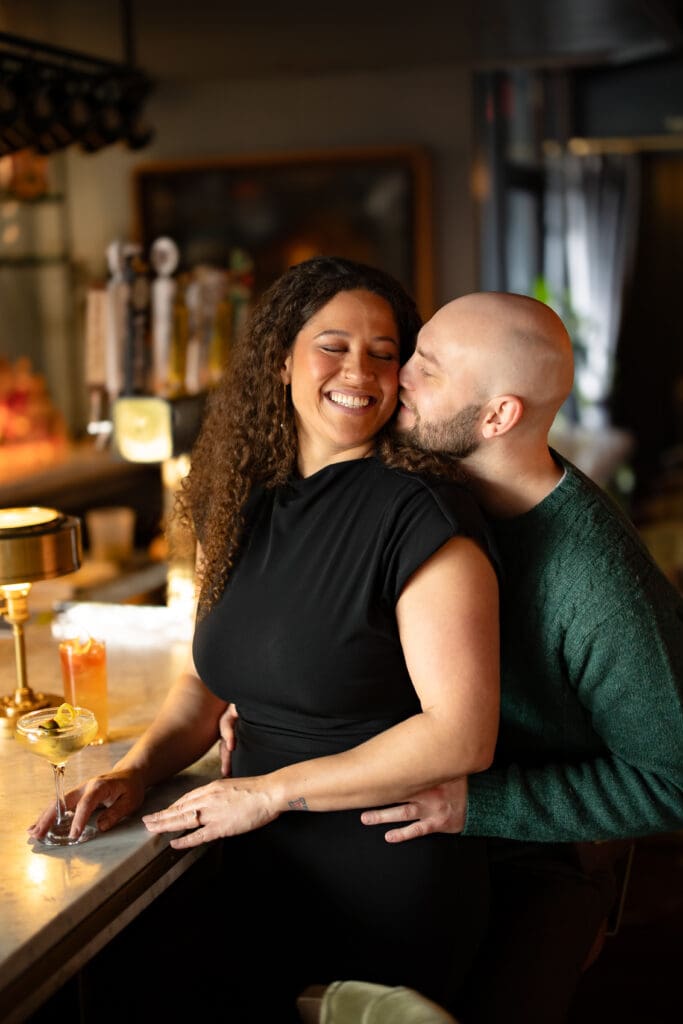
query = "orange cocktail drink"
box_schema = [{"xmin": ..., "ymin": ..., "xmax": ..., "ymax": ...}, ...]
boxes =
[{"xmin": 59, "ymin": 637, "xmax": 108, "ymax": 744}]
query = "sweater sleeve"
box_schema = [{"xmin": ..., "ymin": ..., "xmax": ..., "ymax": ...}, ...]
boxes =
[
  {"xmin": 464, "ymin": 567, "xmax": 683, "ymax": 843},
  {"xmin": 464, "ymin": 756, "xmax": 683, "ymax": 842}
]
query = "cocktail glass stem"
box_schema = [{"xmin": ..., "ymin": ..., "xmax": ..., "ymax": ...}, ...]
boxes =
[{"xmin": 52, "ymin": 763, "xmax": 68, "ymax": 829}]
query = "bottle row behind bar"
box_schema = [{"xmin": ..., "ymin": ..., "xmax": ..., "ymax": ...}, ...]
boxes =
[{"xmin": 84, "ymin": 237, "xmax": 255, "ymax": 424}]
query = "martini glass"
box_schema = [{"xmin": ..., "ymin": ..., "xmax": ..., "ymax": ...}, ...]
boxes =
[{"xmin": 16, "ymin": 705, "xmax": 98, "ymax": 846}]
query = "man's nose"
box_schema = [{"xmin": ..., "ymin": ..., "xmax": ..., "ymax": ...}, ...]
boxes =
[{"xmin": 398, "ymin": 361, "xmax": 412, "ymax": 387}]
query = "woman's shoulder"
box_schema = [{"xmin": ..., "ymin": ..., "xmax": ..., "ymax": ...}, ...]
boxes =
[
  {"xmin": 371, "ymin": 458, "xmax": 494, "ymax": 546},
  {"xmin": 370, "ymin": 458, "xmax": 502, "ymax": 578},
  {"xmin": 371, "ymin": 455, "xmax": 482, "ymax": 511}
]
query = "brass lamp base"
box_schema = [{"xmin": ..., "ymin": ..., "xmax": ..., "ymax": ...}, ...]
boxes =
[
  {"xmin": 0, "ymin": 507, "xmax": 82, "ymax": 736},
  {"xmin": 0, "ymin": 690, "xmax": 64, "ymax": 735}
]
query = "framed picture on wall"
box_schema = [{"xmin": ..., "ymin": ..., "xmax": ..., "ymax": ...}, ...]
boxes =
[{"xmin": 132, "ymin": 144, "xmax": 434, "ymax": 315}]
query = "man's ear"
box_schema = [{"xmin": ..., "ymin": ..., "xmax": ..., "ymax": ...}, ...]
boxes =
[
  {"xmin": 281, "ymin": 354, "xmax": 292, "ymax": 385},
  {"xmin": 481, "ymin": 395, "xmax": 523, "ymax": 438}
]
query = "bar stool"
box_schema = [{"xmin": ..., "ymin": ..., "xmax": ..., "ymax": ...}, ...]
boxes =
[{"xmin": 297, "ymin": 980, "xmax": 460, "ymax": 1023}]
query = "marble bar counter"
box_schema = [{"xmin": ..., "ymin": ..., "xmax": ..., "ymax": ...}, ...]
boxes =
[{"xmin": 0, "ymin": 603, "xmax": 216, "ymax": 1023}]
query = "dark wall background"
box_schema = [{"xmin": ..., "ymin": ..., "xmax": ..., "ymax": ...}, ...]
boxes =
[{"xmin": 611, "ymin": 151, "xmax": 683, "ymax": 502}]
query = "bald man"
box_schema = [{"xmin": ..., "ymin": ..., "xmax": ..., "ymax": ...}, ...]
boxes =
[{"xmin": 361, "ymin": 292, "xmax": 683, "ymax": 1023}]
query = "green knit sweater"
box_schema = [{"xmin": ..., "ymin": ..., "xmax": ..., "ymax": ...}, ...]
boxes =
[{"xmin": 465, "ymin": 452, "xmax": 683, "ymax": 843}]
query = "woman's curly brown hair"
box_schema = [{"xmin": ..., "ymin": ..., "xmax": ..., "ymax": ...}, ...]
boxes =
[{"xmin": 175, "ymin": 255, "xmax": 465, "ymax": 616}]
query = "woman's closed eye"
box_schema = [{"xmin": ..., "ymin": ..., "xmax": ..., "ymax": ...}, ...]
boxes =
[{"xmin": 319, "ymin": 345, "xmax": 397, "ymax": 362}]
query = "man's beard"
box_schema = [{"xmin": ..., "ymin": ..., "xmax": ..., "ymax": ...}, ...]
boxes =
[{"xmin": 398, "ymin": 403, "xmax": 482, "ymax": 458}]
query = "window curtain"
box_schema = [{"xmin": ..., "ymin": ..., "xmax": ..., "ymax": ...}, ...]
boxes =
[{"xmin": 553, "ymin": 152, "xmax": 641, "ymax": 429}]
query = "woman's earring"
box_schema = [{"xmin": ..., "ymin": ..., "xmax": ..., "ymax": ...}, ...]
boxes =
[{"xmin": 280, "ymin": 382, "xmax": 288, "ymax": 430}]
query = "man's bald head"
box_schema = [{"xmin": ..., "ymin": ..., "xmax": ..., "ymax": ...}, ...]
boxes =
[
  {"xmin": 425, "ymin": 292, "xmax": 574, "ymax": 419},
  {"xmin": 397, "ymin": 291, "xmax": 576, "ymax": 506}
]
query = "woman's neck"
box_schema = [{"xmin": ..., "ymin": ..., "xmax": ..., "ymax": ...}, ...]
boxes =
[{"xmin": 297, "ymin": 441, "xmax": 375, "ymax": 478}]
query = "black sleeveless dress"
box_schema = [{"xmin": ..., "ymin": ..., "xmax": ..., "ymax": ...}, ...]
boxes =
[{"xmin": 193, "ymin": 457, "xmax": 497, "ymax": 1018}]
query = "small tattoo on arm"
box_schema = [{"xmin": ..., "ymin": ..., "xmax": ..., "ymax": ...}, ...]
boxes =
[{"xmin": 289, "ymin": 796, "xmax": 309, "ymax": 811}]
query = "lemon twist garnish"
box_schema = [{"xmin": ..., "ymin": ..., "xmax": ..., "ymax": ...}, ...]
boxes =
[{"xmin": 54, "ymin": 702, "xmax": 76, "ymax": 727}]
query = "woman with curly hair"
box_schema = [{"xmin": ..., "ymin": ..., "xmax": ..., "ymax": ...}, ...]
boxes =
[{"xmin": 32, "ymin": 256, "xmax": 499, "ymax": 1020}]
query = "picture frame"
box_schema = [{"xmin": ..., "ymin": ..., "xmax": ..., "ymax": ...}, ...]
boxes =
[{"xmin": 132, "ymin": 144, "xmax": 434, "ymax": 315}]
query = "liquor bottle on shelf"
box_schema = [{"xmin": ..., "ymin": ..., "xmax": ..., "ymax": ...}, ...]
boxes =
[
  {"xmin": 168, "ymin": 273, "xmax": 190, "ymax": 398},
  {"xmin": 149, "ymin": 236, "xmax": 179, "ymax": 397},
  {"xmin": 208, "ymin": 292, "xmax": 233, "ymax": 384},
  {"xmin": 121, "ymin": 244, "xmax": 151, "ymax": 396},
  {"xmin": 83, "ymin": 284, "xmax": 110, "ymax": 446},
  {"xmin": 104, "ymin": 239, "xmax": 126, "ymax": 408}
]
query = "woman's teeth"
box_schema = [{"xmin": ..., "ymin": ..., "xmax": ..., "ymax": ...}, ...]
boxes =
[{"xmin": 328, "ymin": 391, "xmax": 371, "ymax": 408}]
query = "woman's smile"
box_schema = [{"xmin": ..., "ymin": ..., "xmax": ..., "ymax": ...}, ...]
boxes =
[{"xmin": 326, "ymin": 389, "xmax": 376, "ymax": 410}]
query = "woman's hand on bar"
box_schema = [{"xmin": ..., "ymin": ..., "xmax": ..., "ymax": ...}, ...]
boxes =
[
  {"xmin": 142, "ymin": 775, "xmax": 280, "ymax": 849},
  {"xmin": 28, "ymin": 768, "xmax": 147, "ymax": 842}
]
